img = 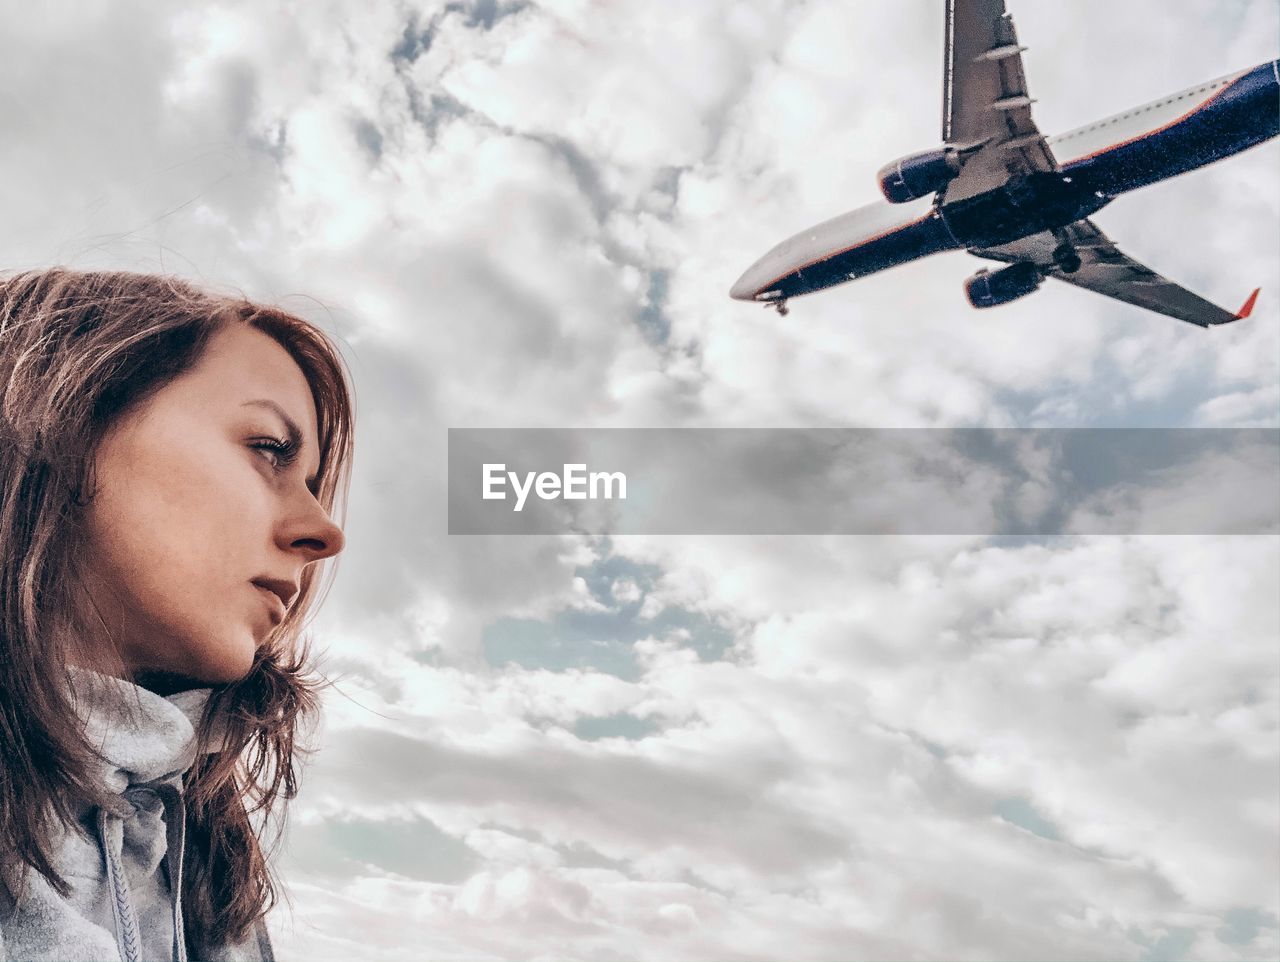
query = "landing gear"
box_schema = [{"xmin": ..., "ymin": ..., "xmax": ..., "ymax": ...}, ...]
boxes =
[
  {"xmin": 1050, "ymin": 230, "xmax": 1083, "ymax": 274},
  {"xmin": 765, "ymin": 298, "xmax": 789, "ymax": 317},
  {"xmin": 1052, "ymin": 243, "xmax": 1082, "ymax": 274}
]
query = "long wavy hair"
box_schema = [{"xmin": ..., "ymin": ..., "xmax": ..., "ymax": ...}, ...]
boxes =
[{"xmin": 0, "ymin": 268, "xmax": 354, "ymax": 951}]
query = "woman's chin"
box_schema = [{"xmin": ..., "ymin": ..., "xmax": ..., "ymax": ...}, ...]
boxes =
[
  {"xmin": 196, "ymin": 642, "xmax": 260, "ymax": 685},
  {"xmin": 135, "ymin": 638, "xmax": 259, "ymax": 691}
]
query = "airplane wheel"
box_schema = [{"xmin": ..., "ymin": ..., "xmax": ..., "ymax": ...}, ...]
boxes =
[{"xmin": 1053, "ymin": 245, "xmax": 1082, "ymax": 274}]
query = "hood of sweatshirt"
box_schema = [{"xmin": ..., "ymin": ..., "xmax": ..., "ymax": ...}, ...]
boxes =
[
  {"xmin": 76, "ymin": 669, "xmax": 210, "ymax": 962},
  {"xmin": 74, "ymin": 669, "xmax": 215, "ymax": 798},
  {"xmin": 0, "ymin": 669, "xmax": 274, "ymax": 962}
]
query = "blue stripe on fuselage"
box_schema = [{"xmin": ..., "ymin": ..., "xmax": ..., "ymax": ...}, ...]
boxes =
[
  {"xmin": 770, "ymin": 210, "xmax": 960, "ymax": 299},
  {"xmin": 1064, "ymin": 60, "xmax": 1280, "ymax": 195}
]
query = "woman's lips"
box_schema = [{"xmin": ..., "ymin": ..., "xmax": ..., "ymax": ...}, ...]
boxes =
[{"xmin": 254, "ymin": 583, "xmax": 287, "ymax": 624}]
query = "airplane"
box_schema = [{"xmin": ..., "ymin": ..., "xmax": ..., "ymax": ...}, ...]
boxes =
[{"xmin": 728, "ymin": 0, "xmax": 1279, "ymax": 327}]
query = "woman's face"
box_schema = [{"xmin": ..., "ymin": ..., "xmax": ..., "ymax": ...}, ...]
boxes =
[{"xmin": 81, "ymin": 322, "xmax": 345, "ymax": 685}]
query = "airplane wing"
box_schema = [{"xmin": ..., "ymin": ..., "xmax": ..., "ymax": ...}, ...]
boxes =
[
  {"xmin": 974, "ymin": 219, "xmax": 1258, "ymax": 327},
  {"xmin": 941, "ymin": 0, "xmax": 1057, "ymax": 203}
]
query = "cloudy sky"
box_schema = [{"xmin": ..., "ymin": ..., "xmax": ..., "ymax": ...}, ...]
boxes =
[{"xmin": 3, "ymin": 1, "xmax": 1278, "ymax": 959}]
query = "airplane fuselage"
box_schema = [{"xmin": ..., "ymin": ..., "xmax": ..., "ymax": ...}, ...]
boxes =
[{"xmin": 729, "ymin": 60, "xmax": 1280, "ymax": 304}]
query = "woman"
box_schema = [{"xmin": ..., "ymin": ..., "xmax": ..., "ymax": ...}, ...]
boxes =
[{"xmin": 0, "ymin": 269, "xmax": 353, "ymax": 961}]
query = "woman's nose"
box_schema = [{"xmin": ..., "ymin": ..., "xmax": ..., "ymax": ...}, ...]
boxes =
[{"xmin": 277, "ymin": 497, "xmax": 345, "ymax": 562}]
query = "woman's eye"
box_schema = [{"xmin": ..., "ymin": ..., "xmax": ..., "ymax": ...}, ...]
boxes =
[{"xmin": 251, "ymin": 436, "xmax": 299, "ymax": 469}]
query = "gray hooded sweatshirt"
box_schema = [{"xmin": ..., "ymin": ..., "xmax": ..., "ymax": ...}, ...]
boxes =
[{"xmin": 0, "ymin": 671, "xmax": 275, "ymax": 962}]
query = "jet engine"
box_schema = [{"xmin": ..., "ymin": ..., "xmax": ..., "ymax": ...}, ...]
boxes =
[
  {"xmin": 965, "ymin": 262, "xmax": 1042, "ymax": 308},
  {"xmin": 877, "ymin": 148, "xmax": 962, "ymax": 203}
]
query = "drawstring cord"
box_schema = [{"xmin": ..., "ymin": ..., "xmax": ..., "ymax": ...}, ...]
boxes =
[
  {"xmin": 158, "ymin": 785, "xmax": 189, "ymax": 962},
  {"xmin": 96, "ymin": 807, "xmax": 143, "ymax": 962},
  {"xmin": 95, "ymin": 784, "xmax": 190, "ymax": 962}
]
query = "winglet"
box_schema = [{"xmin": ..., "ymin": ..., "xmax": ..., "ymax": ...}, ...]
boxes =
[{"xmin": 1236, "ymin": 287, "xmax": 1261, "ymax": 320}]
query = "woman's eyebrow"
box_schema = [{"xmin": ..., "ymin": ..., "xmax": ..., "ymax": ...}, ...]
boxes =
[{"xmin": 241, "ymin": 398, "xmax": 320, "ymax": 493}]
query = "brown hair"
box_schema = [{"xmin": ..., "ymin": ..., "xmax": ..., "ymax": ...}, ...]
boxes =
[{"xmin": 0, "ymin": 268, "xmax": 354, "ymax": 950}]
